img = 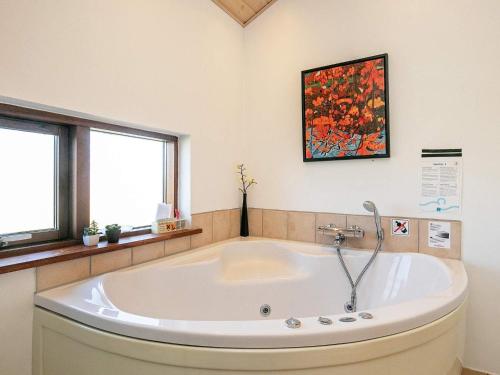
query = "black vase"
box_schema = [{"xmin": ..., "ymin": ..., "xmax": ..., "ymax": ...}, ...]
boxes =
[{"xmin": 240, "ymin": 193, "xmax": 249, "ymax": 237}]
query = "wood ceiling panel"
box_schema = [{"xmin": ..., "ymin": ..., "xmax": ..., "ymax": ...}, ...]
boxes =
[
  {"xmin": 243, "ymin": 0, "xmax": 271, "ymax": 11},
  {"xmin": 216, "ymin": 0, "xmax": 255, "ymax": 24},
  {"xmin": 212, "ymin": 0, "xmax": 277, "ymax": 27}
]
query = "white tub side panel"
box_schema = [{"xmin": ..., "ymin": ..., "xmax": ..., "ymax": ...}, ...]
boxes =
[{"xmin": 33, "ymin": 306, "xmax": 465, "ymax": 375}]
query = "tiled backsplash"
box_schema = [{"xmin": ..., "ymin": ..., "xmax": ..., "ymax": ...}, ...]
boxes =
[
  {"xmin": 35, "ymin": 207, "xmax": 461, "ymax": 291},
  {"xmin": 189, "ymin": 208, "xmax": 461, "ymax": 260},
  {"xmin": 35, "ymin": 209, "xmax": 240, "ymax": 292},
  {"xmin": 35, "ymin": 237, "xmax": 194, "ymax": 291},
  {"xmin": 248, "ymin": 208, "xmax": 461, "ymax": 260},
  {"xmin": 190, "ymin": 209, "xmax": 240, "ymax": 247}
]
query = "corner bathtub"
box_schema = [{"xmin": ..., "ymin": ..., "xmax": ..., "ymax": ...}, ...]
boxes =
[{"xmin": 33, "ymin": 238, "xmax": 468, "ymax": 375}]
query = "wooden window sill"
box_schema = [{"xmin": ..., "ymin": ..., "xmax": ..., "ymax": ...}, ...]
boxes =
[{"xmin": 0, "ymin": 228, "xmax": 202, "ymax": 274}]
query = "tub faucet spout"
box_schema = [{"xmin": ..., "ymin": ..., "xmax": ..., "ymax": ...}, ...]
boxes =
[
  {"xmin": 333, "ymin": 233, "xmax": 346, "ymax": 247},
  {"xmin": 344, "ymin": 291, "xmax": 357, "ymax": 313}
]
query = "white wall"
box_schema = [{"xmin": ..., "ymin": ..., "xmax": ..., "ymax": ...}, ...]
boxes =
[
  {"xmin": 0, "ymin": 0, "xmax": 245, "ymax": 215},
  {"xmin": 243, "ymin": 0, "xmax": 500, "ymax": 372},
  {"xmin": 0, "ymin": 1, "xmax": 244, "ymax": 374},
  {"xmin": 0, "ymin": 269, "xmax": 35, "ymax": 375}
]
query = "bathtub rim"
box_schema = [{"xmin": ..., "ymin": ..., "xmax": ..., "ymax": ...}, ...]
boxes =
[{"xmin": 34, "ymin": 237, "xmax": 468, "ymax": 349}]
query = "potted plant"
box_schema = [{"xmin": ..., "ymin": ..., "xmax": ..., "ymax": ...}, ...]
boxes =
[
  {"xmin": 237, "ymin": 164, "xmax": 257, "ymax": 237},
  {"xmin": 83, "ymin": 220, "xmax": 101, "ymax": 246},
  {"xmin": 105, "ymin": 224, "xmax": 121, "ymax": 243}
]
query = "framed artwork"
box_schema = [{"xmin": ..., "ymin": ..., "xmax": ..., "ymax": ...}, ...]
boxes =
[{"xmin": 302, "ymin": 54, "xmax": 390, "ymax": 162}]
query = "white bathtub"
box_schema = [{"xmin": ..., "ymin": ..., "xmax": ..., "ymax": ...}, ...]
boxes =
[{"xmin": 35, "ymin": 238, "xmax": 467, "ymax": 350}]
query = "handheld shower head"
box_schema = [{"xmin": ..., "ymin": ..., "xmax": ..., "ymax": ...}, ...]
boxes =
[
  {"xmin": 363, "ymin": 201, "xmax": 376, "ymax": 213},
  {"xmin": 363, "ymin": 201, "xmax": 383, "ymax": 240}
]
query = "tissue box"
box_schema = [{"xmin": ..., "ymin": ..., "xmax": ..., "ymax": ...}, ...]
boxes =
[{"xmin": 152, "ymin": 218, "xmax": 186, "ymax": 234}]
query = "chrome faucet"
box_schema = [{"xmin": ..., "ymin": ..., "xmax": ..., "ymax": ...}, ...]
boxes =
[
  {"xmin": 317, "ymin": 224, "xmax": 364, "ymax": 247},
  {"xmin": 318, "ymin": 201, "xmax": 384, "ymax": 313}
]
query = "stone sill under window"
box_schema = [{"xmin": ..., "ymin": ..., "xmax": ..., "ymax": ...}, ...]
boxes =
[{"xmin": 0, "ymin": 228, "xmax": 202, "ymax": 274}]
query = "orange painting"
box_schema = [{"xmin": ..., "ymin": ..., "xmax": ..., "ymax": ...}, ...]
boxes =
[{"xmin": 302, "ymin": 54, "xmax": 390, "ymax": 161}]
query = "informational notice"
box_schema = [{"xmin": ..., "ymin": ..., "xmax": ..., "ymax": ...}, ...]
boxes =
[
  {"xmin": 419, "ymin": 158, "xmax": 462, "ymax": 214},
  {"xmin": 428, "ymin": 221, "xmax": 451, "ymax": 249}
]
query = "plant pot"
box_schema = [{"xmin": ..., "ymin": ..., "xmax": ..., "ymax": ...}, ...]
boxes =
[
  {"xmin": 106, "ymin": 230, "xmax": 121, "ymax": 243},
  {"xmin": 83, "ymin": 234, "xmax": 100, "ymax": 247}
]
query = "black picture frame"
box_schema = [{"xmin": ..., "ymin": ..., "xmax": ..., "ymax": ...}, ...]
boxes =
[{"xmin": 301, "ymin": 53, "xmax": 390, "ymax": 162}]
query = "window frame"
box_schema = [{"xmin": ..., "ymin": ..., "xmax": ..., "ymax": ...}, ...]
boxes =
[
  {"xmin": 0, "ymin": 116, "xmax": 69, "ymax": 246},
  {"xmin": 89, "ymin": 128, "xmax": 174, "ymax": 230},
  {"xmin": 0, "ymin": 103, "xmax": 178, "ymax": 250}
]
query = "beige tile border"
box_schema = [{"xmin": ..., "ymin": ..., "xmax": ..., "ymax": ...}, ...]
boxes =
[
  {"xmin": 346, "ymin": 215, "xmax": 378, "ymax": 250},
  {"xmin": 287, "ymin": 211, "xmax": 316, "ymax": 243},
  {"xmin": 132, "ymin": 242, "xmax": 165, "ymax": 265},
  {"xmin": 248, "ymin": 208, "xmax": 263, "ymax": 237},
  {"xmin": 262, "ymin": 209, "xmax": 288, "ymax": 239},
  {"xmin": 36, "ymin": 208, "xmax": 237, "ymax": 286},
  {"xmin": 165, "ymin": 236, "xmax": 191, "ymax": 256},
  {"xmin": 191, "ymin": 212, "xmax": 214, "ymax": 248},
  {"xmin": 418, "ymin": 219, "xmax": 462, "ymax": 259},
  {"xmin": 36, "ymin": 257, "xmax": 90, "ymax": 292},
  {"xmin": 34, "ymin": 209, "xmax": 234, "ymax": 291},
  {"xmin": 90, "ymin": 248, "xmax": 132, "ymax": 276},
  {"xmin": 381, "ymin": 217, "xmax": 419, "ymax": 253},
  {"xmin": 229, "ymin": 208, "xmax": 241, "ymax": 238},
  {"xmin": 213, "ymin": 210, "xmax": 231, "ymax": 242},
  {"xmin": 254, "ymin": 208, "xmax": 461, "ymax": 259},
  {"xmin": 34, "ymin": 207, "xmax": 462, "ymax": 291}
]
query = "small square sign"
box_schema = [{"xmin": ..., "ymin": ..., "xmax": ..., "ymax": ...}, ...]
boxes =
[{"xmin": 391, "ymin": 219, "xmax": 410, "ymax": 236}]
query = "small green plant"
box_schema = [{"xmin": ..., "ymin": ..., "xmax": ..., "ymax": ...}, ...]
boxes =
[
  {"xmin": 83, "ymin": 220, "xmax": 100, "ymax": 236},
  {"xmin": 105, "ymin": 224, "xmax": 121, "ymax": 232},
  {"xmin": 105, "ymin": 223, "xmax": 122, "ymax": 243}
]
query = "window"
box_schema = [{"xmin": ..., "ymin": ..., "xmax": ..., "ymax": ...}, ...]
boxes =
[
  {"xmin": 90, "ymin": 130, "xmax": 173, "ymax": 228},
  {"xmin": 0, "ymin": 104, "xmax": 177, "ymax": 250},
  {"xmin": 0, "ymin": 117, "xmax": 68, "ymax": 245}
]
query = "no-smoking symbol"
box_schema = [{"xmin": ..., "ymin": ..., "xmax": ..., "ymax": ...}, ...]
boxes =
[{"xmin": 392, "ymin": 219, "xmax": 410, "ymax": 236}]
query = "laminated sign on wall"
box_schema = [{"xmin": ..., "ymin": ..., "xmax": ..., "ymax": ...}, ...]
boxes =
[
  {"xmin": 391, "ymin": 219, "xmax": 410, "ymax": 236},
  {"xmin": 419, "ymin": 149, "xmax": 462, "ymax": 214},
  {"xmin": 428, "ymin": 221, "xmax": 451, "ymax": 249}
]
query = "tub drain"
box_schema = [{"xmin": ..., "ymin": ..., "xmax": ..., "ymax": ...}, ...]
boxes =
[{"xmin": 260, "ymin": 304, "xmax": 271, "ymax": 317}]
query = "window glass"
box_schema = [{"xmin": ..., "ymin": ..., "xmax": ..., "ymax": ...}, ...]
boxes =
[
  {"xmin": 90, "ymin": 130, "xmax": 165, "ymax": 228},
  {"xmin": 0, "ymin": 128, "xmax": 55, "ymax": 234}
]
